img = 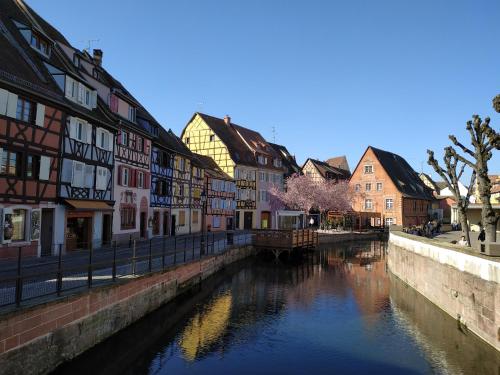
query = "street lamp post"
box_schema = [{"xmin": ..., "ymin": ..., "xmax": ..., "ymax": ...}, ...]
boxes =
[{"xmin": 200, "ymin": 189, "xmax": 207, "ymax": 256}]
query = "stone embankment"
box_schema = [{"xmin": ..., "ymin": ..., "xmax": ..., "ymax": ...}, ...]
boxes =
[
  {"xmin": 0, "ymin": 245, "xmax": 254, "ymax": 375},
  {"xmin": 388, "ymin": 231, "xmax": 499, "ymax": 352}
]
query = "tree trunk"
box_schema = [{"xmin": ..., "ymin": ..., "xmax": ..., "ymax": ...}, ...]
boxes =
[
  {"xmin": 477, "ymin": 173, "xmax": 497, "ymax": 242},
  {"xmin": 458, "ymin": 207, "xmax": 471, "ymax": 247}
]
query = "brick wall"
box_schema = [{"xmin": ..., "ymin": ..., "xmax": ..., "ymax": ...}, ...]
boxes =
[
  {"xmin": 388, "ymin": 232, "xmax": 500, "ymax": 351},
  {"xmin": 0, "ymin": 245, "xmax": 254, "ymax": 375}
]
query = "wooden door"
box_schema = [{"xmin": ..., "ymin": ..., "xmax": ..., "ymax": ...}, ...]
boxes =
[
  {"xmin": 171, "ymin": 215, "xmax": 176, "ymax": 236},
  {"xmin": 163, "ymin": 212, "xmax": 169, "ymax": 236},
  {"xmin": 244, "ymin": 212, "xmax": 253, "ymax": 230},
  {"xmin": 102, "ymin": 214, "xmax": 111, "ymax": 246},
  {"xmin": 40, "ymin": 209, "xmax": 54, "ymax": 256},
  {"xmin": 140, "ymin": 212, "xmax": 147, "ymax": 238}
]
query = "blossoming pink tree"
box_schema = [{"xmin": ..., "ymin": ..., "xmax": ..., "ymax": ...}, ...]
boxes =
[{"xmin": 269, "ymin": 174, "xmax": 353, "ymax": 227}]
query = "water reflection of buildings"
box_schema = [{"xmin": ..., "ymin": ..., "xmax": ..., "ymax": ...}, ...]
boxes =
[
  {"xmin": 390, "ymin": 274, "xmax": 500, "ymax": 375},
  {"xmin": 179, "ymin": 293, "xmax": 232, "ymax": 361}
]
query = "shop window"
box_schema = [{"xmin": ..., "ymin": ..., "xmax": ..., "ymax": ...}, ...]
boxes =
[
  {"xmin": 179, "ymin": 210, "xmax": 186, "ymax": 226},
  {"xmin": 12, "ymin": 209, "xmax": 27, "ymax": 242},
  {"xmin": 120, "ymin": 206, "xmax": 136, "ymax": 230}
]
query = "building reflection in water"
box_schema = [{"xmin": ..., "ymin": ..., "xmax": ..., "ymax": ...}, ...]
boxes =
[
  {"xmin": 52, "ymin": 240, "xmax": 500, "ymax": 375},
  {"xmin": 179, "ymin": 293, "xmax": 232, "ymax": 361}
]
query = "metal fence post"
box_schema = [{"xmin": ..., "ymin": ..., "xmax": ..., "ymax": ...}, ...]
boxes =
[
  {"xmin": 173, "ymin": 236, "xmax": 177, "ymax": 265},
  {"xmin": 132, "ymin": 240, "xmax": 136, "ymax": 275},
  {"xmin": 162, "ymin": 237, "xmax": 166, "ymax": 270},
  {"xmin": 15, "ymin": 247, "xmax": 23, "ymax": 307},
  {"xmin": 112, "ymin": 241, "xmax": 117, "ymax": 281},
  {"xmin": 192, "ymin": 235, "xmax": 195, "ymax": 260},
  {"xmin": 56, "ymin": 244, "xmax": 63, "ymax": 296},
  {"xmin": 87, "ymin": 243, "xmax": 93, "ymax": 289},
  {"xmin": 184, "ymin": 237, "xmax": 187, "ymax": 262},
  {"xmin": 148, "ymin": 239, "xmax": 152, "ymax": 273}
]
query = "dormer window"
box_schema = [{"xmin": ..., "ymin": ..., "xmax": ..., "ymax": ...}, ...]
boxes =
[
  {"xmin": 128, "ymin": 106, "xmax": 136, "ymax": 123},
  {"xmin": 258, "ymin": 155, "xmax": 268, "ymax": 165},
  {"xmin": 29, "ymin": 31, "xmax": 50, "ymax": 56},
  {"xmin": 121, "ymin": 131, "xmax": 129, "ymax": 147},
  {"xmin": 92, "ymin": 68, "xmax": 100, "ymax": 79},
  {"xmin": 73, "ymin": 54, "xmax": 81, "ymax": 68},
  {"xmin": 273, "ymin": 158, "xmax": 282, "ymax": 167},
  {"xmin": 65, "ymin": 76, "xmax": 97, "ymax": 110}
]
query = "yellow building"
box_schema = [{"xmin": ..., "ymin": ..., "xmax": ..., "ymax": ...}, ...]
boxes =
[{"xmin": 182, "ymin": 113, "xmax": 284, "ymax": 229}]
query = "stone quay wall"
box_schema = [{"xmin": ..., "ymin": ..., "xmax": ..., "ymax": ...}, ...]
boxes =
[
  {"xmin": 0, "ymin": 245, "xmax": 255, "ymax": 375},
  {"xmin": 388, "ymin": 231, "xmax": 500, "ymax": 352}
]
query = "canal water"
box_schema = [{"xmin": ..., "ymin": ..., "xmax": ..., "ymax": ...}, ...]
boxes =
[{"xmin": 53, "ymin": 241, "xmax": 500, "ymax": 375}]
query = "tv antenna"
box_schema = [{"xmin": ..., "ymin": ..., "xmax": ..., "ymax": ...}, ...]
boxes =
[{"xmin": 272, "ymin": 126, "xmax": 276, "ymax": 143}]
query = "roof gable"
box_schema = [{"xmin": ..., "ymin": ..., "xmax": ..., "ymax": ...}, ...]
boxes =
[{"xmin": 362, "ymin": 146, "xmax": 434, "ymax": 200}]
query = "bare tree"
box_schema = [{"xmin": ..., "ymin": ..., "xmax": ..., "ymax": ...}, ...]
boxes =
[
  {"xmin": 448, "ymin": 115, "xmax": 499, "ymax": 242},
  {"xmin": 427, "ymin": 148, "xmax": 476, "ymax": 246},
  {"xmin": 493, "ymin": 94, "xmax": 500, "ymax": 113}
]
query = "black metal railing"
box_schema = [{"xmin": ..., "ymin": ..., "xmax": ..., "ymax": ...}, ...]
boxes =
[{"xmin": 0, "ymin": 231, "xmax": 253, "ymax": 309}]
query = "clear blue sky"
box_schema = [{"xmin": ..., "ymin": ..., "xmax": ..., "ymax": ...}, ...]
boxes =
[{"xmin": 29, "ymin": 0, "xmax": 499, "ymax": 180}]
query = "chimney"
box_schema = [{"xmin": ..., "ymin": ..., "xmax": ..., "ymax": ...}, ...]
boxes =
[
  {"xmin": 223, "ymin": 115, "xmax": 231, "ymax": 125},
  {"xmin": 93, "ymin": 49, "xmax": 103, "ymax": 66}
]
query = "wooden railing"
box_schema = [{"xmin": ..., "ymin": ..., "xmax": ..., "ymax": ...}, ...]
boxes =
[{"xmin": 254, "ymin": 229, "xmax": 318, "ymax": 249}]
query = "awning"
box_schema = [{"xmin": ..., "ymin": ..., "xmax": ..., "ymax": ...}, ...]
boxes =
[
  {"xmin": 64, "ymin": 199, "xmax": 113, "ymax": 211},
  {"xmin": 276, "ymin": 210, "xmax": 305, "ymax": 217}
]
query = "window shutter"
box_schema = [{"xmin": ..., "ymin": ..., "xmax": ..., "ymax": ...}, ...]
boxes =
[
  {"xmin": 117, "ymin": 165, "xmax": 122, "ymax": 185},
  {"xmin": 65, "ymin": 76, "xmax": 73, "ymax": 98},
  {"xmin": 90, "ymin": 91, "xmax": 97, "ymax": 109},
  {"xmin": 0, "ymin": 88, "xmax": 8, "ymax": 115},
  {"xmin": 86, "ymin": 123, "xmax": 92, "ymax": 144},
  {"xmin": 145, "ymin": 172, "xmax": 150, "ymax": 189},
  {"xmin": 69, "ymin": 117, "xmax": 77, "ymax": 139},
  {"xmin": 39, "ymin": 156, "xmax": 51, "ymax": 180},
  {"xmin": 35, "ymin": 103, "xmax": 45, "ymax": 127},
  {"xmin": 72, "ymin": 161, "xmax": 84, "ymax": 187},
  {"xmin": 107, "ymin": 132, "xmax": 114, "ymax": 152},
  {"xmin": 77, "ymin": 83, "xmax": 84, "ymax": 103},
  {"xmin": 130, "ymin": 169, "xmax": 136, "ymax": 187},
  {"xmin": 84, "ymin": 165, "xmax": 94, "ymax": 188},
  {"xmin": 6, "ymin": 92, "xmax": 18, "ymax": 118},
  {"xmin": 116, "ymin": 129, "xmax": 121, "ymax": 145}
]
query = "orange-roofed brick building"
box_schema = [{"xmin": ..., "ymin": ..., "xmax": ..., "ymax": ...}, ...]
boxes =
[{"xmin": 350, "ymin": 146, "xmax": 434, "ymax": 228}]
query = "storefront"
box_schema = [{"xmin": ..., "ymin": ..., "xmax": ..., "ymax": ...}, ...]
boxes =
[
  {"xmin": 64, "ymin": 200, "xmax": 113, "ymax": 252},
  {"xmin": 275, "ymin": 210, "xmax": 306, "ymax": 230}
]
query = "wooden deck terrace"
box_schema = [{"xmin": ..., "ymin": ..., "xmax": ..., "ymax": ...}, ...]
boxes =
[{"xmin": 253, "ymin": 229, "xmax": 319, "ymax": 258}]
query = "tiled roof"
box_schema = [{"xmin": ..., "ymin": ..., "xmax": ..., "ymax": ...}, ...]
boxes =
[
  {"xmin": 326, "ymin": 156, "xmax": 350, "ymax": 174},
  {"xmin": 269, "ymin": 142, "xmax": 301, "ymax": 176},
  {"xmin": 0, "ymin": 0, "xmax": 115, "ymax": 127},
  {"xmin": 369, "ymin": 146, "xmax": 434, "ymax": 200},
  {"xmin": 193, "ymin": 154, "xmax": 232, "ymax": 181},
  {"xmin": 195, "ymin": 113, "xmax": 257, "ymax": 167},
  {"xmin": 305, "ymin": 158, "xmax": 350, "ymax": 179},
  {"xmin": 156, "ymin": 127, "xmax": 193, "ymax": 158}
]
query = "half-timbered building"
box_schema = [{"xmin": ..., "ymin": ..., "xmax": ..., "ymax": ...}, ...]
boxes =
[
  {"xmin": 195, "ymin": 154, "xmax": 236, "ymax": 232},
  {"xmin": 182, "ymin": 113, "xmax": 258, "ymax": 230},
  {"xmin": 0, "ymin": 2, "xmax": 65, "ymax": 258},
  {"xmin": 232, "ymin": 125, "xmax": 286, "ymax": 229},
  {"xmin": 53, "ymin": 40, "xmax": 159, "ymax": 244},
  {"xmin": 10, "ymin": 2, "xmax": 122, "ymax": 252},
  {"xmin": 150, "ymin": 128, "xmax": 175, "ymax": 237},
  {"xmin": 169, "ymin": 131, "xmax": 196, "ymax": 235}
]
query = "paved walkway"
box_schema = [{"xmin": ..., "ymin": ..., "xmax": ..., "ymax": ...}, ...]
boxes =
[
  {"xmin": 0, "ymin": 231, "xmax": 252, "ymax": 309},
  {"xmin": 433, "ymin": 230, "xmax": 484, "ymax": 248}
]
